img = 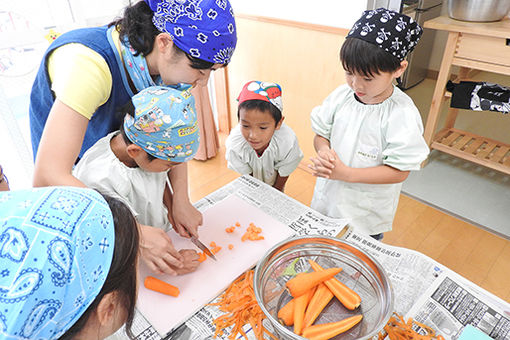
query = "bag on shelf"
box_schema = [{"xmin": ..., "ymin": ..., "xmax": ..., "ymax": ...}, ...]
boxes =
[{"xmin": 446, "ymin": 80, "xmax": 510, "ymax": 114}]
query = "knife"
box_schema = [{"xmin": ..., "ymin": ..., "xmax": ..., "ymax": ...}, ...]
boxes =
[{"xmin": 191, "ymin": 236, "xmax": 217, "ymax": 261}]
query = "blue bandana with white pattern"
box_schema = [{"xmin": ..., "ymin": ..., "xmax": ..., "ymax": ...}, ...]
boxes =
[
  {"xmin": 0, "ymin": 187, "xmax": 115, "ymax": 339},
  {"xmin": 145, "ymin": 0, "xmax": 237, "ymax": 64}
]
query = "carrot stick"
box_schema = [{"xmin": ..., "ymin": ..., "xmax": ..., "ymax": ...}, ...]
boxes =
[
  {"xmin": 144, "ymin": 276, "xmax": 180, "ymax": 297},
  {"xmin": 285, "ymin": 267, "xmax": 342, "ymax": 298},
  {"xmin": 294, "ymin": 288, "xmax": 315, "ymax": 335},
  {"xmin": 302, "ymin": 314, "xmax": 363, "ymax": 340},
  {"xmin": 278, "ymin": 298, "xmax": 295, "ymax": 326},
  {"xmin": 309, "ymin": 260, "xmax": 361, "ymax": 310},
  {"xmin": 303, "ymin": 282, "xmax": 334, "ymax": 328}
]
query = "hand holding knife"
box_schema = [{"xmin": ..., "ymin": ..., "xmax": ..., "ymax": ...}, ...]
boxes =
[{"xmin": 190, "ymin": 235, "xmax": 217, "ymax": 261}]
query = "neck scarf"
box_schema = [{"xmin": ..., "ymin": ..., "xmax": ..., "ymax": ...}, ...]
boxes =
[
  {"xmin": 0, "ymin": 187, "xmax": 115, "ymax": 339},
  {"xmin": 120, "ymin": 37, "xmax": 165, "ymax": 93}
]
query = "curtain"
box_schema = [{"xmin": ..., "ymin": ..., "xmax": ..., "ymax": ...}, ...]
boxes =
[{"xmin": 192, "ymin": 84, "xmax": 219, "ymax": 160}]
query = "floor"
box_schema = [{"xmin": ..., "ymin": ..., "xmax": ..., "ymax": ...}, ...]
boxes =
[{"xmin": 187, "ymin": 135, "xmax": 510, "ymax": 305}]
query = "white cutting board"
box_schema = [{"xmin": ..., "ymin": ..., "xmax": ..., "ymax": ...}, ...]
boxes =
[{"xmin": 136, "ymin": 194, "xmax": 295, "ymax": 336}]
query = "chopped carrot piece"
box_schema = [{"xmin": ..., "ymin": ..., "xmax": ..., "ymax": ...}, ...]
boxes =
[
  {"xmin": 286, "ymin": 267, "xmax": 342, "ymax": 298},
  {"xmin": 144, "ymin": 276, "xmax": 180, "ymax": 297},
  {"xmin": 228, "ymin": 244, "xmax": 234, "ymax": 250},
  {"xmin": 225, "ymin": 226, "xmax": 235, "ymax": 233},
  {"xmin": 209, "ymin": 241, "xmax": 216, "ymax": 248},
  {"xmin": 235, "ymin": 222, "xmax": 241, "ymax": 227},
  {"xmin": 212, "ymin": 246, "xmax": 222, "ymax": 254},
  {"xmin": 302, "ymin": 315, "xmax": 363, "ymax": 340},
  {"xmin": 197, "ymin": 252, "xmax": 207, "ymax": 262}
]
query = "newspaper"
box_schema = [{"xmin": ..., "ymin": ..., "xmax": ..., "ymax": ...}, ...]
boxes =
[
  {"xmin": 109, "ymin": 175, "xmax": 349, "ymax": 340},
  {"xmin": 111, "ymin": 176, "xmax": 510, "ymax": 340},
  {"xmin": 343, "ymin": 230, "xmax": 510, "ymax": 340}
]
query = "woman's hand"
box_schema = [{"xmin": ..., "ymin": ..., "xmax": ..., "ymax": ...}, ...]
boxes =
[
  {"xmin": 173, "ymin": 249, "xmax": 200, "ymax": 275},
  {"xmin": 139, "ymin": 224, "xmax": 184, "ymax": 275}
]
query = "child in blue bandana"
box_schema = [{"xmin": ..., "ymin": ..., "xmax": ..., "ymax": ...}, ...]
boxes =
[{"xmin": 74, "ymin": 85, "xmax": 201, "ymax": 276}]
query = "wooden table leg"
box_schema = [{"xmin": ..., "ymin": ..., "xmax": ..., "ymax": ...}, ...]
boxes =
[{"xmin": 422, "ymin": 32, "xmax": 460, "ymax": 167}]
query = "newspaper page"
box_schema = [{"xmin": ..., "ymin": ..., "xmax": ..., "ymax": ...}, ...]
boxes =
[
  {"xmin": 405, "ymin": 271, "xmax": 510, "ymax": 340},
  {"xmin": 115, "ymin": 175, "xmax": 349, "ymax": 340},
  {"xmin": 343, "ymin": 229, "xmax": 445, "ymax": 315}
]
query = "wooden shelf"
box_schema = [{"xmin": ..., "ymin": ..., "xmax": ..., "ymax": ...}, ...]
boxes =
[{"xmin": 432, "ymin": 128, "xmax": 510, "ymax": 175}]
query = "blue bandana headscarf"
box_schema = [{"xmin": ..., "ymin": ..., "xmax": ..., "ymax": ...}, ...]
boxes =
[
  {"xmin": 145, "ymin": 0, "xmax": 237, "ymax": 64},
  {"xmin": 0, "ymin": 187, "xmax": 115, "ymax": 339},
  {"xmin": 124, "ymin": 85, "xmax": 200, "ymax": 162}
]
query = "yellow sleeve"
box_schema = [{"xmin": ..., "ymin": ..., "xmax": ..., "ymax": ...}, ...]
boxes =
[{"xmin": 47, "ymin": 43, "xmax": 113, "ymax": 120}]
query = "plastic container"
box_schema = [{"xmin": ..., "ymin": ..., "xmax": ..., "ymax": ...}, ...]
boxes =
[
  {"xmin": 448, "ymin": 0, "xmax": 510, "ymax": 22},
  {"xmin": 253, "ymin": 236, "xmax": 394, "ymax": 340}
]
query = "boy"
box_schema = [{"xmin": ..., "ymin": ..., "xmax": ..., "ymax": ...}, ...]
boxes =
[
  {"xmin": 226, "ymin": 81, "xmax": 303, "ymax": 192},
  {"xmin": 74, "ymin": 85, "xmax": 200, "ymax": 276},
  {"xmin": 309, "ymin": 8, "xmax": 430, "ymax": 239}
]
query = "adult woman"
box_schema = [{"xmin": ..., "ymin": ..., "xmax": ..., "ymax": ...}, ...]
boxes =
[
  {"xmin": 0, "ymin": 186, "xmax": 139, "ymax": 339},
  {"xmin": 29, "ymin": 0, "xmax": 237, "ymax": 275}
]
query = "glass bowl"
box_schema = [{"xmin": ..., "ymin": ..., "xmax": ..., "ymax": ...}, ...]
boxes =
[{"xmin": 253, "ymin": 236, "xmax": 393, "ymax": 340}]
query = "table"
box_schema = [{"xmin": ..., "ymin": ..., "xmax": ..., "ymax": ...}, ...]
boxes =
[{"xmin": 422, "ymin": 16, "xmax": 510, "ymax": 174}]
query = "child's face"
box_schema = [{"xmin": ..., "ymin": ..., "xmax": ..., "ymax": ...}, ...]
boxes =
[
  {"xmin": 345, "ymin": 62, "xmax": 406, "ymax": 105},
  {"xmin": 239, "ymin": 108, "xmax": 282, "ymax": 154},
  {"xmin": 135, "ymin": 152, "xmax": 181, "ymax": 173}
]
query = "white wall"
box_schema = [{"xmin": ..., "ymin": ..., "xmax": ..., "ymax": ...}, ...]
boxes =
[{"xmin": 230, "ymin": 0, "xmax": 368, "ymax": 29}]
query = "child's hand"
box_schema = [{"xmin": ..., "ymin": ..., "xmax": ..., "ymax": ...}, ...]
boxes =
[
  {"xmin": 172, "ymin": 199, "xmax": 203, "ymax": 238},
  {"xmin": 139, "ymin": 224, "xmax": 184, "ymax": 276},
  {"xmin": 310, "ymin": 149, "xmax": 353, "ymax": 181},
  {"xmin": 173, "ymin": 249, "xmax": 200, "ymax": 275}
]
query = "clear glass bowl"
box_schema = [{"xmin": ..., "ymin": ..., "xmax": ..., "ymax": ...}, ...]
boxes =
[{"xmin": 253, "ymin": 236, "xmax": 394, "ymax": 340}]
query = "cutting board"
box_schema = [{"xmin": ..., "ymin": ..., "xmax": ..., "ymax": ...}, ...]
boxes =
[{"xmin": 136, "ymin": 194, "xmax": 295, "ymax": 336}]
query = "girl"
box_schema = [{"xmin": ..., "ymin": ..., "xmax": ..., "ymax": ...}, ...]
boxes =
[
  {"xmin": 0, "ymin": 187, "xmax": 139, "ymax": 339},
  {"xmin": 309, "ymin": 8, "xmax": 430, "ymax": 239}
]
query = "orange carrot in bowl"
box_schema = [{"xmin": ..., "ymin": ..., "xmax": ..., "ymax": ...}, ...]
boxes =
[
  {"xmin": 285, "ymin": 267, "xmax": 342, "ymax": 298},
  {"xmin": 308, "ymin": 260, "xmax": 361, "ymax": 310},
  {"xmin": 302, "ymin": 315, "xmax": 363, "ymax": 340},
  {"xmin": 278, "ymin": 298, "xmax": 295, "ymax": 326},
  {"xmin": 303, "ymin": 282, "xmax": 334, "ymax": 328},
  {"xmin": 144, "ymin": 276, "xmax": 180, "ymax": 297},
  {"xmin": 293, "ymin": 288, "xmax": 316, "ymax": 335}
]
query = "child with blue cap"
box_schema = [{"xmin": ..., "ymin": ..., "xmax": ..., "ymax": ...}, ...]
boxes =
[{"xmin": 74, "ymin": 85, "xmax": 201, "ymax": 276}]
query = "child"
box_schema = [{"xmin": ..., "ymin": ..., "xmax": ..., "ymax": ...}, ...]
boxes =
[
  {"xmin": 226, "ymin": 81, "xmax": 303, "ymax": 192},
  {"xmin": 309, "ymin": 8, "xmax": 430, "ymax": 239},
  {"xmin": 73, "ymin": 85, "xmax": 200, "ymax": 276},
  {"xmin": 0, "ymin": 164, "xmax": 9, "ymax": 191}
]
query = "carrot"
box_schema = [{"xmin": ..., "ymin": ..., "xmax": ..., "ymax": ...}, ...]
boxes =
[
  {"xmin": 241, "ymin": 223, "xmax": 264, "ymax": 242},
  {"xmin": 144, "ymin": 276, "xmax": 180, "ymax": 297},
  {"xmin": 209, "ymin": 241, "xmax": 217, "ymax": 248},
  {"xmin": 225, "ymin": 226, "xmax": 235, "ymax": 233},
  {"xmin": 212, "ymin": 246, "xmax": 222, "ymax": 254},
  {"xmin": 302, "ymin": 315, "xmax": 363, "ymax": 340},
  {"xmin": 285, "ymin": 267, "xmax": 342, "ymax": 298},
  {"xmin": 197, "ymin": 252, "xmax": 207, "ymax": 262},
  {"xmin": 294, "ymin": 288, "xmax": 316, "ymax": 335},
  {"xmin": 303, "ymin": 282, "xmax": 334, "ymax": 328},
  {"xmin": 228, "ymin": 244, "xmax": 234, "ymax": 250},
  {"xmin": 235, "ymin": 222, "xmax": 241, "ymax": 227},
  {"xmin": 277, "ymin": 298, "xmax": 295, "ymax": 326},
  {"xmin": 309, "ymin": 260, "xmax": 361, "ymax": 310},
  {"xmin": 208, "ymin": 270, "xmax": 277, "ymax": 340}
]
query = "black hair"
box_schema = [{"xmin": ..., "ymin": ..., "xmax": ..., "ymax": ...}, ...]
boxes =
[
  {"xmin": 340, "ymin": 38, "xmax": 402, "ymax": 77},
  {"xmin": 237, "ymin": 100, "xmax": 282, "ymax": 127},
  {"xmin": 60, "ymin": 193, "xmax": 140, "ymax": 339},
  {"xmin": 118, "ymin": 100, "xmax": 158, "ymax": 162},
  {"xmin": 109, "ymin": 1, "xmax": 216, "ymax": 70}
]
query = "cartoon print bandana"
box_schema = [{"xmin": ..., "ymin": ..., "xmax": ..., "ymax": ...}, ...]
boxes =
[
  {"xmin": 124, "ymin": 85, "xmax": 200, "ymax": 162},
  {"xmin": 0, "ymin": 187, "xmax": 115, "ymax": 339},
  {"xmin": 144, "ymin": 0, "xmax": 237, "ymax": 64},
  {"xmin": 237, "ymin": 81, "xmax": 283, "ymax": 113},
  {"xmin": 347, "ymin": 8, "xmax": 423, "ymax": 61}
]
